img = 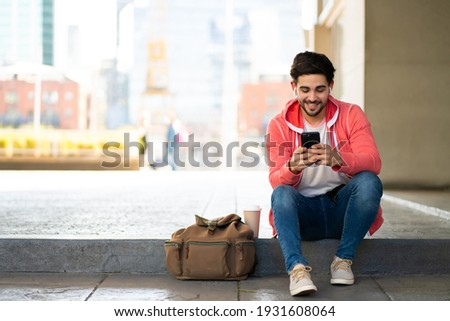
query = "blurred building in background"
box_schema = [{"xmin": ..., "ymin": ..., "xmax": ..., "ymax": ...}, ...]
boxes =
[
  {"xmin": 0, "ymin": 0, "xmax": 54, "ymax": 66},
  {"xmin": 117, "ymin": 0, "xmax": 304, "ymax": 138},
  {"xmin": 0, "ymin": 0, "xmax": 92, "ymax": 130},
  {"xmin": 0, "ymin": 0, "xmax": 304, "ymax": 134},
  {"xmin": 100, "ymin": 59, "xmax": 129, "ymax": 130},
  {"xmin": 0, "ymin": 62, "xmax": 86, "ymax": 129},
  {"xmin": 238, "ymin": 78, "xmax": 292, "ymax": 138}
]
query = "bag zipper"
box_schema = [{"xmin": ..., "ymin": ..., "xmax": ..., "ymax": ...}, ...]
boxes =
[
  {"xmin": 165, "ymin": 241, "xmax": 182, "ymax": 260},
  {"xmin": 186, "ymin": 241, "xmax": 230, "ymax": 259},
  {"xmin": 236, "ymin": 242, "xmax": 254, "ymax": 261}
]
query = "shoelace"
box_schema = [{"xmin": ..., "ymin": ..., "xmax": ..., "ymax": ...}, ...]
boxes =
[
  {"xmin": 290, "ymin": 265, "xmax": 312, "ymax": 281},
  {"xmin": 332, "ymin": 259, "xmax": 352, "ymax": 272}
]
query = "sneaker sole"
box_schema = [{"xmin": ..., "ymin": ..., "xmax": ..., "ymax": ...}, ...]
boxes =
[
  {"xmin": 290, "ymin": 285, "xmax": 318, "ymax": 296},
  {"xmin": 330, "ymin": 278, "xmax": 354, "ymax": 285}
]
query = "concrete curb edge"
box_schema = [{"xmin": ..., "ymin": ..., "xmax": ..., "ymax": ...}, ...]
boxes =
[{"xmin": 1, "ymin": 238, "xmax": 449, "ymax": 275}]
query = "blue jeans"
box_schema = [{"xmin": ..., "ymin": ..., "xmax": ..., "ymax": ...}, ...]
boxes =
[{"xmin": 271, "ymin": 171, "xmax": 382, "ymax": 273}]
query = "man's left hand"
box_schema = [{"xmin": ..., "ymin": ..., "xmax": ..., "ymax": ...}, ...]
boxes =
[{"xmin": 308, "ymin": 143, "xmax": 343, "ymax": 167}]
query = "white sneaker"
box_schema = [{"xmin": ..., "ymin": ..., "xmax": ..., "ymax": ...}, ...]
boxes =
[
  {"xmin": 330, "ymin": 256, "xmax": 354, "ymax": 285},
  {"xmin": 289, "ymin": 264, "xmax": 317, "ymax": 296}
]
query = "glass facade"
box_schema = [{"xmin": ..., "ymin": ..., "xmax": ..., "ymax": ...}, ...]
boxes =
[
  {"xmin": 123, "ymin": 0, "xmax": 303, "ymax": 131},
  {"xmin": 0, "ymin": 0, "xmax": 54, "ymax": 65},
  {"xmin": 42, "ymin": 0, "xmax": 54, "ymax": 65}
]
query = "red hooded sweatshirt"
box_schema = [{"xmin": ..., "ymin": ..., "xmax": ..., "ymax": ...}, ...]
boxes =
[{"xmin": 266, "ymin": 95, "xmax": 383, "ymax": 236}]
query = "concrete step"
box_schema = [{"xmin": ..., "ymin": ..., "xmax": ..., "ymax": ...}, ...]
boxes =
[{"xmin": 1, "ymin": 238, "xmax": 449, "ymax": 275}]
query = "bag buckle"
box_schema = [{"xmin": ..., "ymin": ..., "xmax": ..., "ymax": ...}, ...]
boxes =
[{"xmin": 207, "ymin": 220, "xmax": 218, "ymax": 234}]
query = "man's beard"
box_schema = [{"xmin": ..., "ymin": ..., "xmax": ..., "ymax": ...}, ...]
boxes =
[{"xmin": 299, "ymin": 100, "xmax": 327, "ymax": 117}]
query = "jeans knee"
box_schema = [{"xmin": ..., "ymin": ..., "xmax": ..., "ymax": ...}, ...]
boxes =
[
  {"xmin": 349, "ymin": 171, "xmax": 383, "ymax": 204},
  {"xmin": 272, "ymin": 184, "xmax": 295, "ymax": 200}
]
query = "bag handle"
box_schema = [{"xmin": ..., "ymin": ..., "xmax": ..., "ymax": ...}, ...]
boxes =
[{"xmin": 195, "ymin": 214, "xmax": 241, "ymax": 233}]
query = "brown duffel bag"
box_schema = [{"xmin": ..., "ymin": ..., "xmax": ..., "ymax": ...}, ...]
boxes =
[{"xmin": 164, "ymin": 214, "xmax": 256, "ymax": 280}]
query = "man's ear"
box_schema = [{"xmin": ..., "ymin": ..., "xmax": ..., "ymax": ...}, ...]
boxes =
[
  {"xmin": 329, "ymin": 80, "xmax": 334, "ymax": 92},
  {"xmin": 290, "ymin": 81, "xmax": 296, "ymax": 91}
]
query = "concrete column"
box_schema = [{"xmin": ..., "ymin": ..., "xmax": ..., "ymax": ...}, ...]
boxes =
[{"xmin": 365, "ymin": 0, "xmax": 450, "ymax": 188}]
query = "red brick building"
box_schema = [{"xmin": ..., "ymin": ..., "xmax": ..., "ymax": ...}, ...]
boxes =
[
  {"xmin": 238, "ymin": 82, "xmax": 292, "ymax": 138},
  {"xmin": 0, "ymin": 76, "xmax": 80, "ymax": 129}
]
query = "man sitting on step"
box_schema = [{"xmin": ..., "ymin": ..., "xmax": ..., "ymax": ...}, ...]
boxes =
[{"xmin": 265, "ymin": 51, "xmax": 383, "ymax": 296}]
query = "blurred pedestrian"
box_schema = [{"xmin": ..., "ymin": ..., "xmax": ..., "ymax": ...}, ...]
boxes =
[{"xmin": 166, "ymin": 116, "xmax": 184, "ymax": 170}]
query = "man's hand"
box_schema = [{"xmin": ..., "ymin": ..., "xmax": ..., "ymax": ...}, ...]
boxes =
[
  {"xmin": 288, "ymin": 147, "xmax": 316, "ymax": 174},
  {"xmin": 289, "ymin": 144, "xmax": 343, "ymax": 174},
  {"xmin": 308, "ymin": 143, "xmax": 342, "ymax": 167}
]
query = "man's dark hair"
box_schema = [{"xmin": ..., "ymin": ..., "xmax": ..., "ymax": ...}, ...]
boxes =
[{"xmin": 290, "ymin": 51, "xmax": 336, "ymax": 84}]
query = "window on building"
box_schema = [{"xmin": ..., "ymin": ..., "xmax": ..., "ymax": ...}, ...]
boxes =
[
  {"xmin": 64, "ymin": 91, "xmax": 73, "ymax": 101},
  {"xmin": 42, "ymin": 91, "xmax": 59, "ymax": 104},
  {"xmin": 64, "ymin": 107, "xmax": 73, "ymax": 118},
  {"xmin": 4, "ymin": 91, "xmax": 18, "ymax": 105}
]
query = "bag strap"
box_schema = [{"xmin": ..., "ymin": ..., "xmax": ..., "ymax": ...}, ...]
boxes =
[{"xmin": 195, "ymin": 214, "xmax": 241, "ymax": 233}]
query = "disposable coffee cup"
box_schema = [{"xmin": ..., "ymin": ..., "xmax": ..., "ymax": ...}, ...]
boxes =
[{"xmin": 243, "ymin": 205, "xmax": 261, "ymax": 238}]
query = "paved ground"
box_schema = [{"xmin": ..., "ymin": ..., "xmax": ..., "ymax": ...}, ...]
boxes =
[
  {"xmin": 0, "ymin": 170, "xmax": 449, "ymax": 301},
  {"xmin": 0, "ymin": 170, "xmax": 449, "ymax": 239},
  {"xmin": 0, "ymin": 273, "xmax": 448, "ymax": 301}
]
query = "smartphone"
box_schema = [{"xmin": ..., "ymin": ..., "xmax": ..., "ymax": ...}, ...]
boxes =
[{"xmin": 301, "ymin": 132, "xmax": 320, "ymax": 149}]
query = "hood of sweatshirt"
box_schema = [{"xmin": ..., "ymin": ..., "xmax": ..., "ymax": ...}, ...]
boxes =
[
  {"xmin": 283, "ymin": 95, "xmax": 340, "ymax": 133},
  {"xmin": 282, "ymin": 95, "xmax": 340, "ymax": 148}
]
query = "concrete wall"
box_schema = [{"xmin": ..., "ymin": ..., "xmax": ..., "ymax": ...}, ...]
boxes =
[
  {"xmin": 364, "ymin": 0, "xmax": 450, "ymax": 188},
  {"xmin": 305, "ymin": 0, "xmax": 365, "ymax": 107},
  {"xmin": 330, "ymin": 0, "xmax": 365, "ymax": 108}
]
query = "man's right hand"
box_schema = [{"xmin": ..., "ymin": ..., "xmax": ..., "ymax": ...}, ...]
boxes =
[{"xmin": 288, "ymin": 147, "xmax": 317, "ymax": 174}]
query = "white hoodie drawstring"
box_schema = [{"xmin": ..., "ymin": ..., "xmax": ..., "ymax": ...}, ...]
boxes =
[{"xmin": 333, "ymin": 131, "xmax": 339, "ymax": 151}]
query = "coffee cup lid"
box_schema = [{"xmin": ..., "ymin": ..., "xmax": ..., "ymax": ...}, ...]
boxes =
[{"xmin": 244, "ymin": 205, "xmax": 261, "ymax": 211}]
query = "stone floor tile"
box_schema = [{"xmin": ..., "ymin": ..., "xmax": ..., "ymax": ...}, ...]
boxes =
[
  {"xmin": 239, "ymin": 275, "xmax": 390, "ymax": 301},
  {"xmin": 0, "ymin": 273, "xmax": 103, "ymax": 301},
  {"xmin": 89, "ymin": 273, "xmax": 238, "ymax": 301},
  {"xmin": 373, "ymin": 275, "xmax": 450, "ymax": 301}
]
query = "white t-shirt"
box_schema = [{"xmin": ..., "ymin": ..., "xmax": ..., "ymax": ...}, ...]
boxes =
[{"xmin": 297, "ymin": 120, "xmax": 349, "ymax": 197}]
